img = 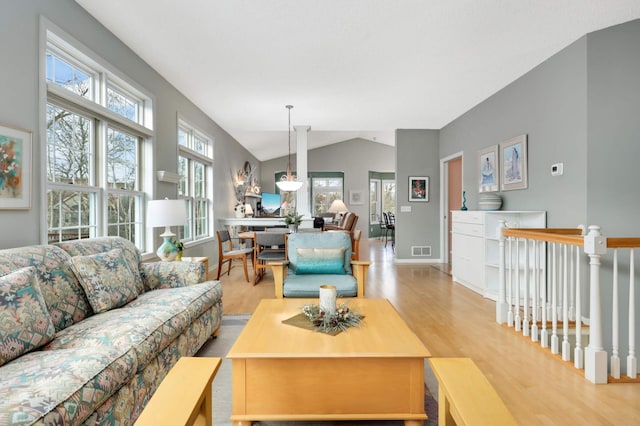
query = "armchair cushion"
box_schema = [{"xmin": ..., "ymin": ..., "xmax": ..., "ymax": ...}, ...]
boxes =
[
  {"xmin": 283, "ymin": 274, "xmax": 358, "ymax": 298},
  {"xmin": 295, "ymin": 247, "xmax": 346, "ymax": 275}
]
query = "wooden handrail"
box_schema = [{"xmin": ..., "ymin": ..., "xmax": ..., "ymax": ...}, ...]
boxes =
[
  {"xmin": 502, "ymin": 228, "xmax": 584, "ymax": 246},
  {"xmin": 607, "ymin": 238, "xmax": 640, "ymax": 249}
]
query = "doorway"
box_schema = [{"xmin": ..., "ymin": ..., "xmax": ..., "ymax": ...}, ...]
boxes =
[
  {"xmin": 440, "ymin": 153, "xmax": 463, "ymax": 264},
  {"xmin": 368, "ymin": 172, "xmax": 395, "ymax": 238}
]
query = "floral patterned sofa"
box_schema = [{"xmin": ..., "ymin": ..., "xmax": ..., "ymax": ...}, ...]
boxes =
[{"xmin": 0, "ymin": 237, "xmax": 222, "ymax": 425}]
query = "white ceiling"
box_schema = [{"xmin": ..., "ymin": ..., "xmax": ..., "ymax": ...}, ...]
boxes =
[{"xmin": 74, "ymin": 0, "xmax": 640, "ymax": 161}]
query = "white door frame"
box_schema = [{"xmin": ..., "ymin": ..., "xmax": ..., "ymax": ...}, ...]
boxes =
[{"xmin": 439, "ymin": 151, "xmax": 464, "ymax": 264}]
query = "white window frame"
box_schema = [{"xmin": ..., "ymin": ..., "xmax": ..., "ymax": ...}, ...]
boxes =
[
  {"xmin": 177, "ymin": 116, "xmax": 214, "ymax": 245},
  {"xmin": 41, "ymin": 20, "xmax": 154, "ymax": 251}
]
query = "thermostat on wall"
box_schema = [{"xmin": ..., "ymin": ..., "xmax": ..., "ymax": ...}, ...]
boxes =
[{"xmin": 551, "ymin": 163, "xmax": 564, "ymax": 176}]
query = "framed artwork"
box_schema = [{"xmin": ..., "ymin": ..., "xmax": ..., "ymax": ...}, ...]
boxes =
[
  {"xmin": 349, "ymin": 190, "xmax": 364, "ymax": 205},
  {"xmin": 478, "ymin": 145, "xmax": 499, "ymax": 192},
  {"xmin": 500, "ymin": 134, "xmax": 528, "ymax": 191},
  {"xmin": 0, "ymin": 124, "xmax": 31, "ymax": 209},
  {"xmin": 409, "ymin": 176, "xmax": 429, "ymax": 202}
]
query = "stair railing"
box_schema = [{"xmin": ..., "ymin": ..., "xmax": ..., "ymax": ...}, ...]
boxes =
[{"xmin": 497, "ymin": 223, "xmax": 639, "ymax": 384}]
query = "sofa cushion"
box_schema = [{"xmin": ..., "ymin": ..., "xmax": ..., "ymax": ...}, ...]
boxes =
[
  {"xmin": 68, "ymin": 248, "xmax": 139, "ymax": 313},
  {"xmin": 295, "ymin": 247, "xmax": 346, "ymax": 274},
  {"xmin": 0, "ymin": 267, "xmax": 56, "ymax": 366},
  {"xmin": 0, "ymin": 245, "xmax": 92, "ymax": 332},
  {"xmin": 56, "ymin": 236, "xmax": 144, "ymax": 294},
  {"xmin": 282, "ymin": 273, "xmax": 358, "ymax": 297},
  {"xmin": 0, "ymin": 345, "xmax": 137, "ymax": 425},
  {"xmin": 47, "ymin": 281, "xmax": 221, "ymax": 372}
]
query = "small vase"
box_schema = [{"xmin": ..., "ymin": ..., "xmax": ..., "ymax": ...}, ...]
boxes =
[
  {"xmin": 288, "ymin": 224, "xmax": 298, "ymax": 233},
  {"xmin": 234, "ymin": 204, "xmax": 245, "ymax": 218},
  {"xmin": 176, "ymin": 251, "xmax": 183, "ymax": 261}
]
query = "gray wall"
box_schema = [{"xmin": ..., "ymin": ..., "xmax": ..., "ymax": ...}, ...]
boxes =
[
  {"xmin": 439, "ymin": 36, "xmax": 588, "ymax": 228},
  {"xmin": 586, "ymin": 20, "xmax": 640, "ymax": 235},
  {"xmin": 260, "ymin": 138, "xmax": 395, "ymax": 235},
  {"xmin": 0, "ymin": 0, "xmax": 257, "ymax": 263},
  {"xmin": 395, "ymin": 130, "xmax": 441, "ymax": 261}
]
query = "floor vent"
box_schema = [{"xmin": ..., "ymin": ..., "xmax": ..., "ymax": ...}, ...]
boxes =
[{"xmin": 411, "ymin": 246, "xmax": 431, "ymax": 257}]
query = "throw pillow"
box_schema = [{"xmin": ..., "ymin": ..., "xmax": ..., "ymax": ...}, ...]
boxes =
[
  {"xmin": 68, "ymin": 249, "xmax": 139, "ymax": 313},
  {"xmin": 0, "ymin": 267, "xmax": 56, "ymax": 366},
  {"xmin": 295, "ymin": 247, "xmax": 346, "ymax": 275}
]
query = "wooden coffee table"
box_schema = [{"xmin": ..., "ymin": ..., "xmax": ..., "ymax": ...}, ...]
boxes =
[{"xmin": 227, "ymin": 298, "xmax": 431, "ymax": 425}]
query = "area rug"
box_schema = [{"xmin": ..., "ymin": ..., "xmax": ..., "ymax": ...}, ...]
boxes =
[{"xmin": 196, "ymin": 315, "xmax": 438, "ymax": 426}]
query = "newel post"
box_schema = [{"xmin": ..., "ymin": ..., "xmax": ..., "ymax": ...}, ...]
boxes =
[
  {"xmin": 584, "ymin": 225, "xmax": 608, "ymax": 384},
  {"xmin": 497, "ymin": 220, "xmax": 508, "ymax": 323}
]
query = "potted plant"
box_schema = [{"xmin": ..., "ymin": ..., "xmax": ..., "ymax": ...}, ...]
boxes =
[
  {"xmin": 284, "ymin": 211, "xmax": 303, "ymax": 232},
  {"xmin": 173, "ymin": 239, "xmax": 184, "ymax": 261}
]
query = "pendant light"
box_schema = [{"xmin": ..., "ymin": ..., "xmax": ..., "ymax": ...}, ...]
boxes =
[{"xmin": 276, "ymin": 105, "xmax": 303, "ymax": 192}]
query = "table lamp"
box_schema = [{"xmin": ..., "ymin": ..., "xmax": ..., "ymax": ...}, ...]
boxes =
[
  {"xmin": 328, "ymin": 199, "xmax": 348, "ymax": 222},
  {"xmin": 147, "ymin": 198, "xmax": 187, "ymax": 261},
  {"xmin": 244, "ymin": 203, "xmax": 254, "ymax": 217}
]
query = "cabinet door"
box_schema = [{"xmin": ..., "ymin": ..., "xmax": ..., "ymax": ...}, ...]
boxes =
[{"xmin": 452, "ymin": 232, "xmax": 484, "ymax": 294}]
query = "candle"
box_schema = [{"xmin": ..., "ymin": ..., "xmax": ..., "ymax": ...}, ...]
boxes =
[{"xmin": 319, "ymin": 285, "xmax": 337, "ymax": 316}]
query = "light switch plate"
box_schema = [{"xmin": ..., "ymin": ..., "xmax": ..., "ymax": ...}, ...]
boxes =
[
  {"xmin": 400, "ymin": 205, "xmax": 411, "ymax": 213},
  {"xmin": 551, "ymin": 163, "xmax": 564, "ymax": 176}
]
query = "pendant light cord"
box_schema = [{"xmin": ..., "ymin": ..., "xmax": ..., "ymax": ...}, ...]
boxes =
[{"xmin": 286, "ymin": 105, "xmax": 293, "ymax": 178}]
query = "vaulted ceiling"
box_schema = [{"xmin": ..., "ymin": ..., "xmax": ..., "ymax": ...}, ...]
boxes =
[{"xmin": 74, "ymin": 0, "xmax": 640, "ymax": 160}]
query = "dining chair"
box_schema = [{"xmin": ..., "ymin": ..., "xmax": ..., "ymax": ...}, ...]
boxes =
[
  {"xmin": 253, "ymin": 231, "xmax": 287, "ymax": 285},
  {"xmin": 351, "ymin": 229, "xmax": 362, "ymax": 260},
  {"xmin": 386, "ymin": 212, "xmax": 396, "ymax": 249},
  {"xmin": 216, "ymin": 230, "xmax": 254, "ymax": 282}
]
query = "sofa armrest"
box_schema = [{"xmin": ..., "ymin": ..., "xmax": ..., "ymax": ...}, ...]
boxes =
[
  {"xmin": 350, "ymin": 260, "xmax": 371, "ymax": 297},
  {"xmin": 140, "ymin": 261, "xmax": 206, "ymax": 290},
  {"xmin": 270, "ymin": 261, "xmax": 289, "ymax": 298}
]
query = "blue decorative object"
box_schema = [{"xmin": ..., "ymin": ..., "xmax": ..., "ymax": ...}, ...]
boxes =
[
  {"xmin": 461, "ymin": 190, "xmax": 468, "ymax": 211},
  {"xmin": 157, "ymin": 236, "xmax": 179, "ymax": 262}
]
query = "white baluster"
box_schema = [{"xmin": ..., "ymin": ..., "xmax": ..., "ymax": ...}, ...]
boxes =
[
  {"xmin": 584, "ymin": 225, "xmax": 608, "ymax": 384},
  {"xmin": 541, "ymin": 242, "xmax": 549, "ymax": 349},
  {"xmin": 531, "ymin": 240, "xmax": 539, "ymax": 342},
  {"xmin": 562, "ymin": 244, "xmax": 571, "ymax": 361},
  {"xmin": 523, "ymin": 239, "xmax": 530, "ymax": 336},
  {"xmin": 497, "ymin": 221, "xmax": 508, "ymax": 324},
  {"xmin": 628, "ymin": 249, "xmax": 637, "ymax": 378},
  {"xmin": 610, "ymin": 249, "xmax": 620, "ymax": 379},
  {"xmin": 507, "ymin": 237, "xmax": 514, "ymax": 328},
  {"xmin": 569, "ymin": 245, "xmax": 576, "ymax": 321},
  {"xmin": 551, "ymin": 243, "xmax": 559, "ymax": 354},
  {"xmin": 515, "ymin": 238, "xmax": 521, "ymax": 332},
  {"xmin": 575, "ymin": 242, "xmax": 583, "ymax": 369}
]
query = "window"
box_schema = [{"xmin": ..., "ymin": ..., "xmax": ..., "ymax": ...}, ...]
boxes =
[
  {"xmin": 177, "ymin": 118, "xmax": 213, "ymax": 243},
  {"xmin": 44, "ymin": 29, "xmax": 152, "ymax": 249},
  {"xmin": 311, "ymin": 173, "xmax": 344, "ymax": 216},
  {"xmin": 274, "ymin": 171, "xmax": 344, "ymax": 216}
]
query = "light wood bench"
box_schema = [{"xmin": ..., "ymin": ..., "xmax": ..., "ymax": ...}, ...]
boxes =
[
  {"xmin": 429, "ymin": 357, "xmax": 517, "ymax": 426},
  {"xmin": 136, "ymin": 357, "xmax": 221, "ymax": 426}
]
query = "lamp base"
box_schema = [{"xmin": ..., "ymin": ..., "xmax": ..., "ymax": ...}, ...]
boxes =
[{"xmin": 157, "ymin": 228, "xmax": 178, "ymax": 261}]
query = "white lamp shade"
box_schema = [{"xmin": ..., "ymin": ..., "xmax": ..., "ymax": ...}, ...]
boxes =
[
  {"xmin": 328, "ymin": 199, "xmax": 348, "ymax": 213},
  {"xmin": 147, "ymin": 199, "xmax": 188, "ymax": 228},
  {"xmin": 276, "ymin": 179, "xmax": 303, "ymax": 192}
]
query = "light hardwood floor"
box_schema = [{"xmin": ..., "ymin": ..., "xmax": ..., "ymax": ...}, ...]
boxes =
[{"xmin": 215, "ymin": 237, "xmax": 640, "ymax": 425}]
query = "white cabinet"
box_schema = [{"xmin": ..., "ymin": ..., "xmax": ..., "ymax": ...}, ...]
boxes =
[{"xmin": 451, "ymin": 210, "xmax": 546, "ymax": 300}]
